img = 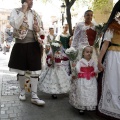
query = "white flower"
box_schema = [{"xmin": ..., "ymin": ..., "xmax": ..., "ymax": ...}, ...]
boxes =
[
  {"xmin": 51, "ymin": 43, "xmax": 60, "ymax": 47},
  {"xmin": 65, "ymin": 47, "xmax": 76, "ymax": 54}
]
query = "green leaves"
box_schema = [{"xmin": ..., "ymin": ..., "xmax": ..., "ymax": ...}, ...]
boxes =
[{"xmin": 92, "ymin": 0, "xmax": 112, "ymax": 13}]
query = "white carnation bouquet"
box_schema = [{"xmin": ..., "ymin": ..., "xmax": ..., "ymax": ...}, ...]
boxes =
[
  {"xmin": 65, "ymin": 47, "xmax": 78, "ymax": 61},
  {"xmin": 65, "ymin": 47, "xmax": 78, "ymax": 79},
  {"xmin": 51, "ymin": 41, "xmax": 61, "ymax": 55}
]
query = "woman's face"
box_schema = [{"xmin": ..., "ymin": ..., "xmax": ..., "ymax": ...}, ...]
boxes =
[
  {"xmin": 63, "ymin": 24, "xmax": 69, "ymax": 32},
  {"xmin": 84, "ymin": 11, "xmax": 93, "ymax": 23}
]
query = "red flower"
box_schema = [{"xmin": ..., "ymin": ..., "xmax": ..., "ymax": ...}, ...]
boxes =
[{"xmin": 40, "ymin": 35, "xmax": 45, "ymax": 40}]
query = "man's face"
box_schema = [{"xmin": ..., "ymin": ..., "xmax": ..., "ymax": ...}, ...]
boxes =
[
  {"xmin": 26, "ymin": 0, "xmax": 33, "ymax": 9},
  {"xmin": 49, "ymin": 28, "xmax": 54, "ymax": 35}
]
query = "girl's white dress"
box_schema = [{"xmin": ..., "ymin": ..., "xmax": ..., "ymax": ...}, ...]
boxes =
[
  {"xmin": 38, "ymin": 52, "xmax": 70, "ymax": 94},
  {"xmin": 69, "ymin": 58, "xmax": 98, "ymax": 110}
]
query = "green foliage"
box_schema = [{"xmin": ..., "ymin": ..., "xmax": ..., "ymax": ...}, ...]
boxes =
[{"xmin": 92, "ymin": 0, "xmax": 113, "ymax": 13}]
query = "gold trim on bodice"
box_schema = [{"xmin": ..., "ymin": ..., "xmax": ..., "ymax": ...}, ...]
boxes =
[
  {"xmin": 108, "ymin": 33, "xmax": 120, "ymax": 51},
  {"xmin": 108, "ymin": 20, "xmax": 120, "ymax": 51}
]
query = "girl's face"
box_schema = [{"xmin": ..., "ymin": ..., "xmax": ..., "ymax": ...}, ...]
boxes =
[{"xmin": 83, "ymin": 46, "xmax": 93, "ymax": 61}]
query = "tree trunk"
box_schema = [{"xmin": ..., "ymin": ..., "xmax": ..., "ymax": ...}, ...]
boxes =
[
  {"xmin": 66, "ymin": 6, "xmax": 72, "ymax": 35},
  {"xmin": 65, "ymin": 0, "xmax": 76, "ymax": 36}
]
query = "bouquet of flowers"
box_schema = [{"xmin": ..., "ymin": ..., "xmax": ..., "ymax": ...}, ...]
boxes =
[
  {"xmin": 65, "ymin": 47, "xmax": 78, "ymax": 78},
  {"xmin": 51, "ymin": 41, "xmax": 61, "ymax": 55},
  {"xmin": 94, "ymin": 23, "xmax": 106, "ymax": 48},
  {"xmin": 65, "ymin": 47, "xmax": 78, "ymax": 62}
]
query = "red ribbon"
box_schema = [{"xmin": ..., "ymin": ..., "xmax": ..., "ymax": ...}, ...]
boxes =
[
  {"xmin": 78, "ymin": 67, "xmax": 96, "ymax": 80},
  {"xmin": 55, "ymin": 58, "xmax": 61, "ymax": 63},
  {"xmin": 62, "ymin": 57, "xmax": 69, "ymax": 61}
]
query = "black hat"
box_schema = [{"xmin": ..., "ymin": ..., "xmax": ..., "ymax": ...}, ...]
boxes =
[{"xmin": 21, "ymin": 0, "xmax": 26, "ymax": 4}]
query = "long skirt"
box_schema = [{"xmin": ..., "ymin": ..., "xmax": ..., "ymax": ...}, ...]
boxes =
[{"xmin": 97, "ymin": 51, "xmax": 120, "ymax": 120}]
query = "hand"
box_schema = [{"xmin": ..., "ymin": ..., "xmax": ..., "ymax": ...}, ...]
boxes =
[
  {"xmin": 33, "ymin": 24, "xmax": 40, "ymax": 32},
  {"xmin": 22, "ymin": 2, "xmax": 28, "ymax": 13},
  {"xmin": 72, "ymin": 63, "xmax": 76, "ymax": 67},
  {"xmin": 51, "ymin": 56, "xmax": 54, "ymax": 61},
  {"xmin": 98, "ymin": 62, "xmax": 104, "ymax": 71},
  {"xmin": 37, "ymin": 38, "xmax": 43, "ymax": 44},
  {"xmin": 72, "ymin": 76, "xmax": 76, "ymax": 80}
]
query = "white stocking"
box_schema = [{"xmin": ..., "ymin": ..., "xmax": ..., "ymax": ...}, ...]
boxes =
[
  {"xmin": 30, "ymin": 77, "xmax": 39, "ymax": 99},
  {"xmin": 18, "ymin": 74, "xmax": 25, "ymax": 95}
]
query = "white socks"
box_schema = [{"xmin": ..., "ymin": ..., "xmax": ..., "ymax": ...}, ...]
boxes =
[
  {"xmin": 18, "ymin": 74, "xmax": 25, "ymax": 95},
  {"xmin": 30, "ymin": 77, "xmax": 39, "ymax": 99}
]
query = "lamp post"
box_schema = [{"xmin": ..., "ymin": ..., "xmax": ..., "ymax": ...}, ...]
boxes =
[{"xmin": 61, "ymin": 3, "xmax": 65, "ymax": 26}]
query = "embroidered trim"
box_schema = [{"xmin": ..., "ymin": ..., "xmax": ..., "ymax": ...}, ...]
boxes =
[
  {"xmin": 115, "ymin": 17, "xmax": 120, "ymax": 25},
  {"xmin": 98, "ymin": 53, "xmax": 120, "ymax": 119}
]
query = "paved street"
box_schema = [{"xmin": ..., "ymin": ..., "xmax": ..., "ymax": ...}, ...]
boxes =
[{"xmin": 0, "ymin": 47, "xmax": 106, "ymax": 120}]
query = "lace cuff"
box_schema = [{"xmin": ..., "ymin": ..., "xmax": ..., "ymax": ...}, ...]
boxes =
[{"xmin": 103, "ymin": 29, "xmax": 113, "ymax": 42}]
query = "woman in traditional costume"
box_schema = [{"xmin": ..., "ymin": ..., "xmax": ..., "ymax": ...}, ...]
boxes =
[
  {"xmin": 98, "ymin": 1, "xmax": 120, "ymax": 119},
  {"xmin": 71, "ymin": 10, "xmax": 97, "ymax": 63}
]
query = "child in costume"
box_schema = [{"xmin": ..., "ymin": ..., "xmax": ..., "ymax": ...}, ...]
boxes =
[
  {"xmin": 39, "ymin": 44, "xmax": 70, "ymax": 99},
  {"xmin": 69, "ymin": 46, "xmax": 98, "ymax": 114}
]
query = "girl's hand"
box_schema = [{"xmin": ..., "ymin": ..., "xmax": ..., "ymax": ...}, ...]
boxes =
[
  {"xmin": 72, "ymin": 63, "xmax": 76, "ymax": 67},
  {"xmin": 51, "ymin": 56, "xmax": 54, "ymax": 61},
  {"xmin": 72, "ymin": 76, "xmax": 77, "ymax": 80},
  {"xmin": 98, "ymin": 62, "xmax": 104, "ymax": 71}
]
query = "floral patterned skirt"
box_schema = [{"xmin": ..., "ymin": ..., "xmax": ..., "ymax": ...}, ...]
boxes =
[
  {"xmin": 69, "ymin": 78, "xmax": 97, "ymax": 110},
  {"xmin": 38, "ymin": 65, "xmax": 70, "ymax": 94}
]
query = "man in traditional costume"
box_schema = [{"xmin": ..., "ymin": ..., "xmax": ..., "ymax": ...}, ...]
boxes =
[{"xmin": 8, "ymin": 0, "xmax": 45, "ymax": 106}]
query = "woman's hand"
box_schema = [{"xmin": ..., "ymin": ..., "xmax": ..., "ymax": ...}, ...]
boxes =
[{"xmin": 98, "ymin": 62, "xmax": 104, "ymax": 72}]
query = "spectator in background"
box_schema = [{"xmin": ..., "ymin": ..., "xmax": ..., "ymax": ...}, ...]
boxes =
[
  {"xmin": 47, "ymin": 27, "xmax": 56, "ymax": 44},
  {"xmin": 4, "ymin": 25, "xmax": 13, "ymax": 44},
  {"xmin": 56, "ymin": 24, "xmax": 71, "ymax": 75}
]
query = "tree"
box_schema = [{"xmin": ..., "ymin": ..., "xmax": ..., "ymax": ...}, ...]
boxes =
[
  {"xmin": 40, "ymin": 0, "xmax": 77, "ymax": 35},
  {"xmin": 64, "ymin": 0, "xmax": 76, "ymax": 35},
  {"xmin": 92, "ymin": 0, "xmax": 113, "ymax": 14}
]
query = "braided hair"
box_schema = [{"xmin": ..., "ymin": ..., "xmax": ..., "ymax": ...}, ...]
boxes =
[
  {"xmin": 100, "ymin": 0, "xmax": 120, "ymax": 49},
  {"xmin": 102, "ymin": 0, "xmax": 120, "ymax": 33},
  {"xmin": 21, "ymin": 0, "xmax": 26, "ymax": 4}
]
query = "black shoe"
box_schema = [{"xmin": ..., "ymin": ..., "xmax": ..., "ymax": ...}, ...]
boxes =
[
  {"xmin": 79, "ymin": 110, "xmax": 84, "ymax": 115},
  {"xmin": 51, "ymin": 94, "xmax": 57, "ymax": 99}
]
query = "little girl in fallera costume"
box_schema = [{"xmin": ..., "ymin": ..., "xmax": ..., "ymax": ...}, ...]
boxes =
[
  {"xmin": 38, "ymin": 45, "xmax": 70, "ymax": 98},
  {"xmin": 69, "ymin": 46, "xmax": 98, "ymax": 114}
]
